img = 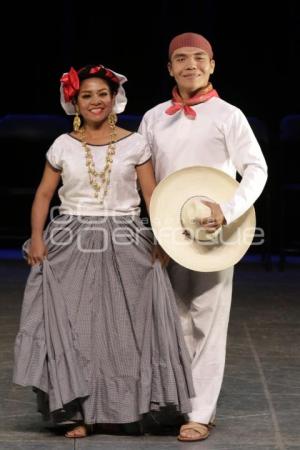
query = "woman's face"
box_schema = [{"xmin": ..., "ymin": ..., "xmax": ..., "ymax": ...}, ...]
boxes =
[{"xmin": 76, "ymin": 77, "xmax": 115, "ymax": 125}]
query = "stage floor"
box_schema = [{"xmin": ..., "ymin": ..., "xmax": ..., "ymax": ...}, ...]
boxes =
[{"xmin": 0, "ymin": 259, "xmax": 299, "ymax": 450}]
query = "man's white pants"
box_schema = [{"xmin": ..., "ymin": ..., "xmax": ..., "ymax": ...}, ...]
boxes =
[{"xmin": 168, "ymin": 261, "xmax": 234, "ymax": 424}]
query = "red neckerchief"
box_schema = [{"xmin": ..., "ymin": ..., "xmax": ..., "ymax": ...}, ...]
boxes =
[{"xmin": 165, "ymin": 83, "xmax": 219, "ymax": 119}]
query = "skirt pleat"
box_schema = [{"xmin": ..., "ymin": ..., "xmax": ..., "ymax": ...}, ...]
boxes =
[{"xmin": 13, "ymin": 215, "xmax": 194, "ymax": 424}]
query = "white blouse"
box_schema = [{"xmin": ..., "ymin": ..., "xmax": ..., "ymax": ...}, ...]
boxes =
[
  {"xmin": 46, "ymin": 133, "xmax": 151, "ymax": 216},
  {"xmin": 138, "ymin": 97, "xmax": 268, "ymax": 224}
]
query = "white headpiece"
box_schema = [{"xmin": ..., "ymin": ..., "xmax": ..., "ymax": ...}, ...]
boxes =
[{"xmin": 60, "ymin": 65, "xmax": 127, "ymax": 115}]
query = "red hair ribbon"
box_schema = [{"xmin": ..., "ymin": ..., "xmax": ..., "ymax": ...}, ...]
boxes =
[
  {"xmin": 60, "ymin": 67, "xmax": 80, "ymax": 102},
  {"xmin": 87, "ymin": 65, "xmax": 119, "ymax": 84},
  {"xmin": 89, "ymin": 66, "xmax": 102, "ymax": 74},
  {"xmin": 104, "ymin": 69, "xmax": 119, "ymax": 84}
]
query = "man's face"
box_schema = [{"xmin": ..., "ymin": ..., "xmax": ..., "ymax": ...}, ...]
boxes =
[{"xmin": 168, "ymin": 46, "xmax": 215, "ymax": 98}]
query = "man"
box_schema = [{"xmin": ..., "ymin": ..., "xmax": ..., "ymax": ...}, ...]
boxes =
[{"xmin": 139, "ymin": 32, "xmax": 267, "ymax": 442}]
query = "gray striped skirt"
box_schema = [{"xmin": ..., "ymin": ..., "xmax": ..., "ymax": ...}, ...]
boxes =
[{"xmin": 13, "ymin": 215, "xmax": 194, "ymax": 424}]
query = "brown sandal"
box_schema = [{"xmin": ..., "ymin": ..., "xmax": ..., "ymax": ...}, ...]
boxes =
[
  {"xmin": 65, "ymin": 424, "xmax": 92, "ymax": 438},
  {"xmin": 177, "ymin": 421, "xmax": 210, "ymax": 442}
]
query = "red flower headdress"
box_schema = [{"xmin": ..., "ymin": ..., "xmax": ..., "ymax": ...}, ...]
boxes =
[{"xmin": 60, "ymin": 67, "xmax": 80, "ymax": 103}]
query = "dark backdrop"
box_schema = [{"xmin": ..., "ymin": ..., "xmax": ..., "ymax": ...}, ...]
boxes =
[
  {"xmin": 1, "ymin": 0, "xmax": 300, "ymax": 255},
  {"xmin": 1, "ymin": 0, "xmax": 299, "ymax": 124}
]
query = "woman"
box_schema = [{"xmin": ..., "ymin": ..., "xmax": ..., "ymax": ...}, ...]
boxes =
[{"xmin": 13, "ymin": 64, "xmax": 194, "ymax": 438}]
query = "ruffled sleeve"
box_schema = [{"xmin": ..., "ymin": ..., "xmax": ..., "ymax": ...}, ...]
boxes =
[
  {"xmin": 46, "ymin": 138, "xmax": 63, "ymax": 171},
  {"xmin": 135, "ymin": 140, "xmax": 151, "ymax": 167}
]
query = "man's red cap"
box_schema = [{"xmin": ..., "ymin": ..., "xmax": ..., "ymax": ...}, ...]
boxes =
[{"xmin": 169, "ymin": 32, "xmax": 213, "ymax": 59}]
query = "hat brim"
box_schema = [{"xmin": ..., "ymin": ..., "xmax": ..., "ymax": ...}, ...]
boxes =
[{"xmin": 150, "ymin": 166, "xmax": 256, "ymax": 272}]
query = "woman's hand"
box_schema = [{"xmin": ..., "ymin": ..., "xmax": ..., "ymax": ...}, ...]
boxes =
[
  {"xmin": 152, "ymin": 244, "xmax": 170, "ymax": 268},
  {"xmin": 27, "ymin": 236, "xmax": 48, "ymax": 266}
]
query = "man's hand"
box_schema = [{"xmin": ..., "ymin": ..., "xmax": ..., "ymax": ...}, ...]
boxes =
[
  {"xmin": 152, "ymin": 244, "xmax": 170, "ymax": 268},
  {"xmin": 199, "ymin": 201, "xmax": 226, "ymax": 233}
]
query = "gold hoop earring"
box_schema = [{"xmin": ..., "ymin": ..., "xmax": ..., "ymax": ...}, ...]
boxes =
[
  {"xmin": 73, "ymin": 112, "xmax": 81, "ymax": 132},
  {"xmin": 108, "ymin": 112, "xmax": 117, "ymax": 128}
]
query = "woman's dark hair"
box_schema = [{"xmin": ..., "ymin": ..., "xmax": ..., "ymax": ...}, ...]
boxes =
[{"xmin": 77, "ymin": 65, "xmax": 119, "ymax": 95}]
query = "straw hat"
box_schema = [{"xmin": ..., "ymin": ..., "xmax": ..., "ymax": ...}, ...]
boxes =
[{"xmin": 149, "ymin": 166, "xmax": 256, "ymax": 272}]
